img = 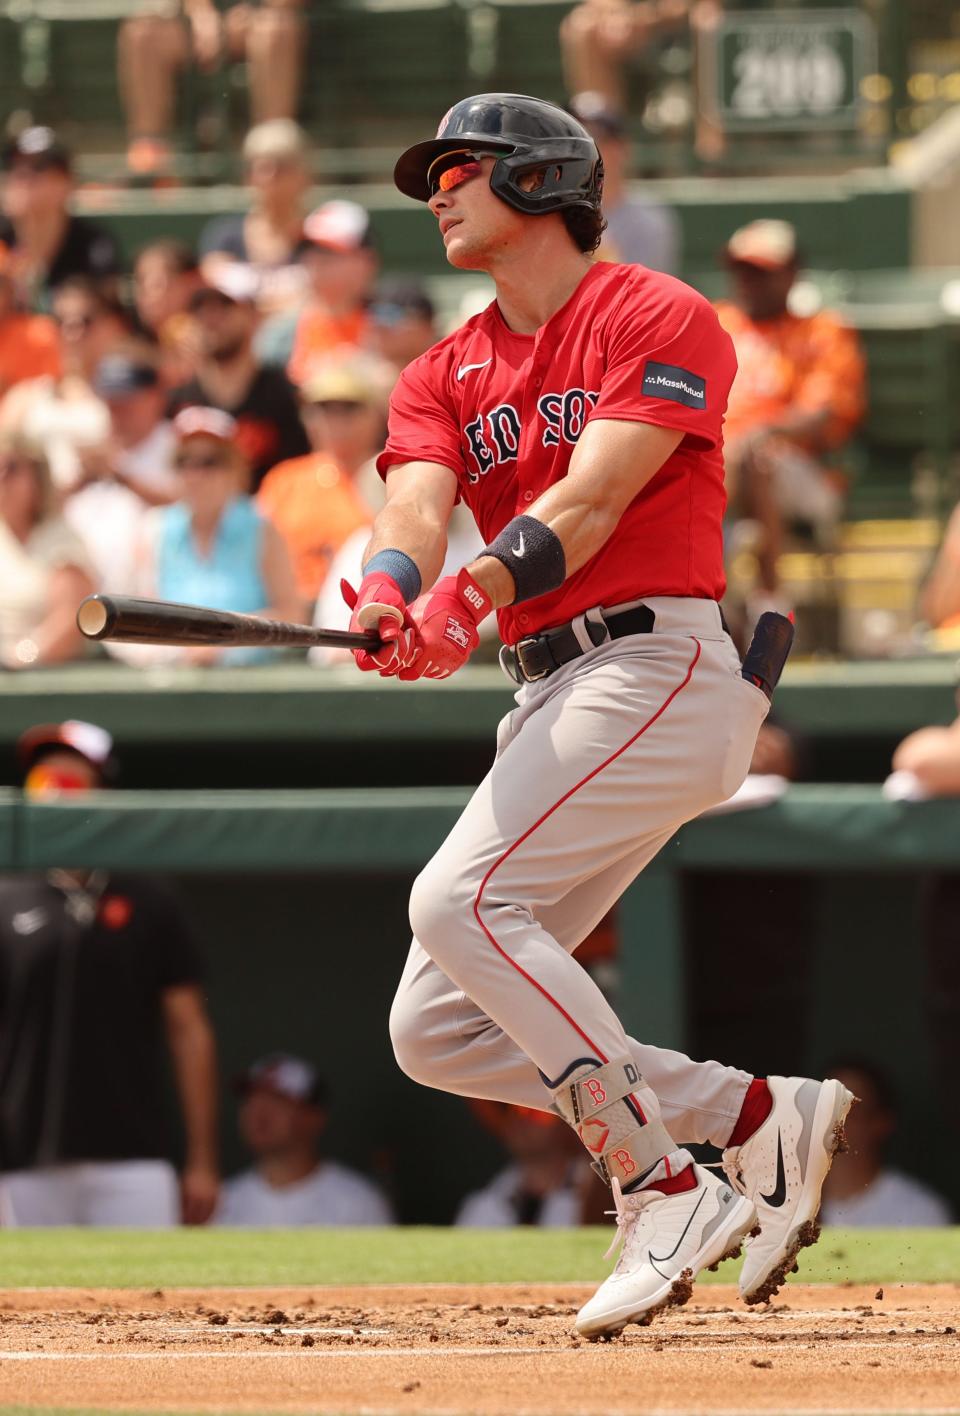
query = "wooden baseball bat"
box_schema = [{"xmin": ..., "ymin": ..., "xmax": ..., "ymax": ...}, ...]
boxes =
[{"xmin": 76, "ymin": 594, "xmax": 381, "ymax": 652}]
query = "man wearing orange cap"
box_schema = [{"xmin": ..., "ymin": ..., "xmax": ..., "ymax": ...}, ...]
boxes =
[
  {"xmin": 716, "ymin": 220, "xmax": 866, "ymax": 610},
  {"xmin": 0, "ymin": 722, "xmax": 220, "ymax": 1226}
]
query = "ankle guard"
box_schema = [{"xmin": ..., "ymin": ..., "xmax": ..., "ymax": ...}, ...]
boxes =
[{"xmin": 550, "ymin": 1058, "xmax": 675, "ymax": 1188}]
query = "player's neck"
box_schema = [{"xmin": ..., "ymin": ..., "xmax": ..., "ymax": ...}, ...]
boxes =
[{"xmin": 491, "ymin": 241, "xmax": 594, "ymax": 335}]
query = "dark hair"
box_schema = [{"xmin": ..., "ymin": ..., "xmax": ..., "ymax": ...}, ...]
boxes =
[
  {"xmin": 822, "ymin": 1056, "xmax": 896, "ymax": 1113},
  {"xmin": 54, "ymin": 275, "xmax": 129, "ymax": 327},
  {"xmin": 135, "ymin": 239, "xmax": 198, "ymax": 277},
  {"xmin": 562, "ymin": 204, "xmax": 607, "ymax": 255}
]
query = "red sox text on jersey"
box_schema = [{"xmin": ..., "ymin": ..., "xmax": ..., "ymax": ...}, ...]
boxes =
[{"xmin": 378, "ymin": 263, "xmax": 738, "ymax": 645}]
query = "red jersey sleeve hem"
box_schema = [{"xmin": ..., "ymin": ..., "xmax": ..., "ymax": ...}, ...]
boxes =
[{"xmin": 585, "ymin": 407, "xmax": 718, "ymax": 452}]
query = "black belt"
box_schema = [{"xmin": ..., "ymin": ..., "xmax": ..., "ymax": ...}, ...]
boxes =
[{"xmin": 501, "ymin": 603, "xmax": 657, "ymax": 685}]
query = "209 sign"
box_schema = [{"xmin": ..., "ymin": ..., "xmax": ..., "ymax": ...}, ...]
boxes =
[{"xmin": 703, "ymin": 8, "xmax": 876, "ymax": 133}]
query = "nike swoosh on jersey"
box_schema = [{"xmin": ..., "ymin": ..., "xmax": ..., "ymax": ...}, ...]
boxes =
[
  {"xmin": 759, "ymin": 1131, "xmax": 787, "ymax": 1207},
  {"xmin": 511, "ymin": 534, "xmax": 526, "ymax": 558},
  {"xmin": 456, "ymin": 358, "xmax": 492, "ymax": 380}
]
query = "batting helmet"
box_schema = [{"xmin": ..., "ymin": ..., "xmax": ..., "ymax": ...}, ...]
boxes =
[{"xmin": 394, "ymin": 92, "xmax": 602, "ymax": 216}]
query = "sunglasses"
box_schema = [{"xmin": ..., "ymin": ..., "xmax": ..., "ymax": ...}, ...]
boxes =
[
  {"xmin": 307, "ymin": 398, "xmax": 366, "ymax": 414},
  {"xmin": 174, "ymin": 451, "xmax": 231, "ymax": 471},
  {"xmin": 427, "ymin": 148, "xmax": 506, "ymax": 198}
]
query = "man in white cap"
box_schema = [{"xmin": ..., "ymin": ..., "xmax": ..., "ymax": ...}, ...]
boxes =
[
  {"xmin": 716, "ymin": 219, "xmax": 866, "ymax": 614},
  {"xmin": 0, "ymin": 721, "xmax": 220, "ymax": 1226},
  {"xmin": 217, "ymin": 1053, "xmax": 392, "ymax": 1226}
]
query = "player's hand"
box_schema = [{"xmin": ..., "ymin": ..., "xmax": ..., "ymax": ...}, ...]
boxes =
[
  {"xmin": 180, "ymin": 1162, "xmax": 220, "ymax": 1225},
  {"xmin": 397, "ymin": 569, "xmax": 492, "ymax": 681},
  {"xmin": 341, "ymin": 572, "xmax": 419, "ymax": 676}
]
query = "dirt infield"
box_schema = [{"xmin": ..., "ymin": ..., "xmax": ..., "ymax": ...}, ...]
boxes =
[{"xmin": 2, "ymin": 1282, "xmax": 958, "ymax": 1414}]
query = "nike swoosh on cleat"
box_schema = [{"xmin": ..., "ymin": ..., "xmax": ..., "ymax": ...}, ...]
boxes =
[
  {"xmin": 456, "ymin": 358, "xmax": 492, "ymax": 380},
  {"xmin": 647, "ymin": 1188, "xmax": 708, "ymax": 1277},
  {"xmin": 759, "ymin": 1130, "xmax": 787, "ymax": 1207}
]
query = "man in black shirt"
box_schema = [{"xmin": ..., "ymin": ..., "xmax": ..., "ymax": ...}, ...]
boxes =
[
  {"xmin": 0, "ymin": 720, "xmax": 220, "ymax": 1226},
  {"xmin": 0, "ymin": 128, "xmax": 123, "ymax": 312},
  {"xmin": 168, "ymin": 265, "xmax": 309, "ymax": 490}
]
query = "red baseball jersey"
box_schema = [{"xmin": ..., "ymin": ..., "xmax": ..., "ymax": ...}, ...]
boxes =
[{"xmin": 377, "ymin": 262, "xmax": 737, "ymax": 645}]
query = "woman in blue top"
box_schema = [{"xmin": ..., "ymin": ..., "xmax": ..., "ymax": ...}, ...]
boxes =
[{"xmin": 122, "ymin": 405, "xmax": 300, "ymax": 665}]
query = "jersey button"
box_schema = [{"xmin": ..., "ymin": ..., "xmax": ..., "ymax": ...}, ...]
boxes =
[
  {"xmin": 522, "ymin": 490, "xmax": 534, "ymax": 503},
  {"xmin": 517, "ymin": 612, "xmax": 530, "ymax": 628}
]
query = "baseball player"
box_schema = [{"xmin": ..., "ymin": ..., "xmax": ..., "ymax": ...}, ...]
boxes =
[{"xmin": 344, "ymin": 93, "xmax": 854, "ymax": 1338}]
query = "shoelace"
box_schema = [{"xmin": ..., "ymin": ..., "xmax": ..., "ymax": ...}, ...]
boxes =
[
  {"xmin": 601, "ymin": 1176, "xmax": 661, "ymax": 1262},
  {"xmin": 705, "ymin": 1153, "xmax": 747, "ymax": 1196}
]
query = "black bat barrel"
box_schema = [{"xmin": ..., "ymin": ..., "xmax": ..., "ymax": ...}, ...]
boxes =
[{"xmin": 76, "ymin": 594, "xmax": 378, "ymax": 652}]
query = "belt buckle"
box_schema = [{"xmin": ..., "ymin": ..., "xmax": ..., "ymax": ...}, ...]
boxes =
[{"xmin": 516, "ymin": 636, "xmax": 549, "ymax": 682}]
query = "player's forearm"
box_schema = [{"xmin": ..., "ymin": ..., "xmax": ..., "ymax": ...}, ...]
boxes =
[
  {"xmin": 468, "ymin": 492, "xmax": 619, "ymax": 609},
  {"xmin": 363, "ymin": 501, "xmax": 448, "ymax": 595}
]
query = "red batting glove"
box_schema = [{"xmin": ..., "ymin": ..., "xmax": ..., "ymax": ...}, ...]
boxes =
[
  {"xmin": 341, "ymin": 571, "xmax": 419, "ymax": 676},
  {"xmin": 397, "ymin": 568, "xmax": 492, "ymax": 681}
]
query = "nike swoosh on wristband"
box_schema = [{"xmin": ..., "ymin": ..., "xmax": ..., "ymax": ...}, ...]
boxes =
[
  {"xmin": 647, "ymin": 1187, "xmax": 707, "ymax": 1276},
  {"xmin": 759, "ymin": 1131, "xmax": 787, "ymax": 1207},
  {"xmin": 456, "ymin": 358, "xmax": 492, "ymax": 380},
  {"xmin": 511, "ymin": 534, "xmax": 526, "ymax": 558}
]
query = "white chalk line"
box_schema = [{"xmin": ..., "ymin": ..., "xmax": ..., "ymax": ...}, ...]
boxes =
[{"xmin": 0, "ymin": 1334, "xmax": 950, "ymax": 1360}]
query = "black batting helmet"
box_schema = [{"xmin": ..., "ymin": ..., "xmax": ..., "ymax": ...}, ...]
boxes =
[{"xmin": 394, "ymin": 93, "xmax": 602, "ymax": 216}]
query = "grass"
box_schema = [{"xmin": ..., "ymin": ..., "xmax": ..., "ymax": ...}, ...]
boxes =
[{"xmin": 0, "ymin": 1226, "xmax": 957, "ymax": 1289}]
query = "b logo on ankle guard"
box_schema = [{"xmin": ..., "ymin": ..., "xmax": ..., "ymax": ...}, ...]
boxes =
[
  {"xmin": 584, "ymin": 1076, "xmax": 607, "ymax": 1107},
  {"xmin": 610, "ymin": 1147, "xmax": 637, "ymax": 1177}
]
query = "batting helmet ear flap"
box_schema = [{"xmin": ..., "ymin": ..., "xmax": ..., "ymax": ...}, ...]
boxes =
[{"xmin": 489, "ymin": 149, "xmax": 603, "ymax": 216}]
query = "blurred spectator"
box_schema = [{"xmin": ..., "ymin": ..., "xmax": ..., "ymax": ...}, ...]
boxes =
[
  {"xmin": 560, "ymin": 0, "xmax": 691, "ymax": 112},
  {"xmin": 217, "ymin": 1053, "xmax": 392, "ymax": 1226},
  {"xmin": 287, "ymin": 202, "xmax": 378, "ymax": 388},
  {"xmin": 0, "ymin": 435, "xmax": 95, "ymax": 670},
  {"xmin": 168, "ymin": 266, "xmax": 309, "ymax": 491},
  {"xmin": 889, "ymin": 714, "xmax": 960, "ymax": 800},
  {"xmin": 367, "ymin": 278, "xmax": 439, "ymax": 377},
  {"xmin": 820, "ymin": 1059, "xmax": 952, "ymax": 1226},
  {"xmin": 0, "ymin": 721, "xmax": 219, "ymax": 1226},
  {"xmin": 133, "ymin": 239, "xmax": 203, "ymax": 384},
  {"xmin": 715, "ymin": 221, "xmax": 866, "ymax": 612},
  {"xmin": 568, "ymin": 91, "xmax": 679, "ymax": 272},
  {"xmin": 916, "ymin": 501, "xmax": 960, "ymax": 633},
  {"xmin": 456, "ymin": 1104, "xmax": 592, "ymax": 1227},
  {"xmin": 120, "ymin": 1, "xmax": 308, "ymax": 179},
  {"xmin": 122, "ymin": 406, "xmax": 300, "ymax": 666},
  {"xmin": 63, "ymin": 353, "xmax": 178, "ymax": 594},
  {"xmin": 0, "ymin": 241, "xmax": 61, "ymax": 397},
  {"xmin": 199, "ymin": 120, "xmax": 310, "ymax": 314},
  {"xmin": 257, "ymin": 359, "xmax": 389, "ymax": 610},
  {"xmin": 0, "ymin": 277, "xmax": 129, "ymax": 491},
  {"xmin": 0, "ymin": 128, "xmax": 122, "ymax": 311}
]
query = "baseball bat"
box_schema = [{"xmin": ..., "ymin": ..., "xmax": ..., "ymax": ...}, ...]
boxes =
[{"xmin": 76, "ymin": 594, "xmax": 381, "ymax": 652}]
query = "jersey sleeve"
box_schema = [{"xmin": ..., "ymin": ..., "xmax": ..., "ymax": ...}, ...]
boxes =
[
  {"xmin": 589, "ymin": 282, "xmax": 737, "ymax": 451},
  {"xmin": 376, "ymin": 350, "xmax": 465, "ymax": 481}
]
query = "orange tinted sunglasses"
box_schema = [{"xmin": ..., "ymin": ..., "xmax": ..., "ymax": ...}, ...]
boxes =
[{"xmin": 427, "ymin": 148, "xmax": 508, "ymax": 197}]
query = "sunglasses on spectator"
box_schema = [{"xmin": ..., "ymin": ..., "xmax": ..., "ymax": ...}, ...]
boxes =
[
  {"xmin": 307, "ymin": 399, "xmax": 367, "ymax": 414},
  {"xmin": 427, "ymin": 149, "xmax": 506, "ymax": 197},
  {"xmin": 54, "ymin": 312, "xmax": 95, "ymax": 333},
  {"xmin": 173, "ymin": 451, "xmax": 232, "ymax": 470}
]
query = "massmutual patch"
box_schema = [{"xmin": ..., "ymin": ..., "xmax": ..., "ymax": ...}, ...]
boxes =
[{"xmin": 642, "ymin": 361, "xmax": 707, "ymax": 410}]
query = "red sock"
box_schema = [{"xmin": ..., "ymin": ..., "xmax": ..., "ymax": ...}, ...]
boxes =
[
  {"xmin": 646, "ymin": 1163, "xmax": 698, "ymax": 1196},
  {"xmin": 727, "ymin": 1078, "xmax": 773, "ymax": 1148}
]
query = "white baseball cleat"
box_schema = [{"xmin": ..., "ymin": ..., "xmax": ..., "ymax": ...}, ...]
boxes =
[
  {"xmin": 722, "ymin": 1075, "xmax": 856, "ymax": 1306},
  {"xmin": 575, "ymin": 1164, "xmax": 757, "ymax": 1340}
]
